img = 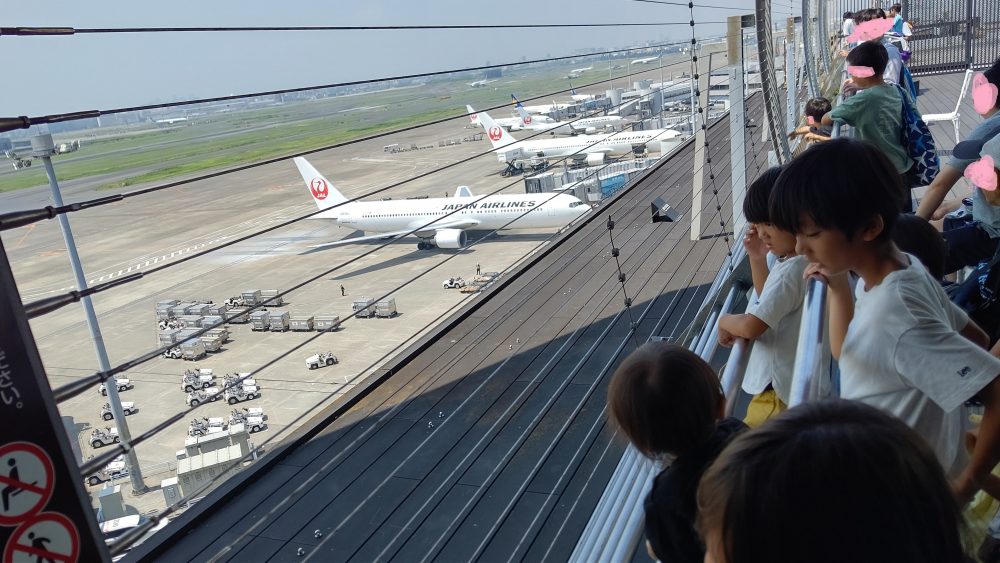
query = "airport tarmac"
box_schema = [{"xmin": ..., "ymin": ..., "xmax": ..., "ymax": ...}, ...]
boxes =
[{"xmin": 0, "ymin": 115, "xmax": 591, "ymax": 514}]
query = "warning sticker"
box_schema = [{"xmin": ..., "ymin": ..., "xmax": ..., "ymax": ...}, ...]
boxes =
[
  {"xmin": 0, "ymin": 443, "xmax": 54, "ymax": 527},
  {"xmin": 3, "ymin": 512, "xmax": 79, "ymax": 563}
]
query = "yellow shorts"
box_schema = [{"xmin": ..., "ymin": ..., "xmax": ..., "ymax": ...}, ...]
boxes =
[{"xmin": 743, "ymin": 389, "xmax": 787, "ymax": 428}]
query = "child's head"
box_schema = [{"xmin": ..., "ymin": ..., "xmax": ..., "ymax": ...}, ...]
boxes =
[
  {"xmin": 607, "ymin": 342, "xmax": 723, "ymax": 460},
  {"xmin": 982, "ymin": 58, "xmax": 1000, "ymax": 115},
  {"xmin": 769, "ymin": 138, "xmax": 904, "ymax": 275},
  {"xmin": 846, "ymin": 42, "xmax": 888, "ymax": 85},
  {"xmin": 698, "ymin": 400, "xmax": 966, "ymax": 563},
  {"xmin": 842, "ymin": 10, "xmax": 854, "ymax": 20},
  {"xmin": 803, "ymin": 98, "xmax": 832, "ymax": 124},
  {"xmin": 889, "ymin": 3, "xmax": 902, "ymax": 15},
  {"xmin": 743, "ymin": 166, "xmax": 796, "ymax": 257},
  {"xmin": 892, "ymin": 214, "xmax": 947, "ymax": 278}
]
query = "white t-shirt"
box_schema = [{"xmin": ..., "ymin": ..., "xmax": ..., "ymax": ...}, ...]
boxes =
[
  {"xmin": 840, "ymin": 254, "xmax": 1000, "ymax": 473},
  {"xmin": 882, "ymin": 39, "xmax": 903, "ymax": 84},
  {"xmin": 742, "ymin": 255, "xmax": 808, "ymax": 404}
]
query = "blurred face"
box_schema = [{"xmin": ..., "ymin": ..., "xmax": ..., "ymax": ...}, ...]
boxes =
[
  {"xmin": 793, "ymin": 215, "xmax": 861, "ymax": 275},
  {"xmin": 755, "ymin": 222, "xmax": 798, "ymax": 257}
]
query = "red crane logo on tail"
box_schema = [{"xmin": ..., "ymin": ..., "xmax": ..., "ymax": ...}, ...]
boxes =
[
  {"xmin": 310, "ymin": 178, "xmax": 329, "ymax": 200},
  {"xmin": 488, "ymin": 127, "xmax": 503, "ymax": 142},
  {"xmin": 523, "ymin": 115, "xmax": 532, "ymax": 124}
]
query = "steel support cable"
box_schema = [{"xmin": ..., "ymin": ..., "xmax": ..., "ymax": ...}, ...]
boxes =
[
  {"xmin": 66, "ymin": 110, "xmax": 690, "ymax": 470},
  {"xmin": 0, "ymin": 50, "xmax": 699, "ymax": 232},
  {"xmin": 198, "ymin": 137, "xmax": 689, "ymax": 561},
  {"xmin": 606, "ymin": 215, "xmax": 642, "ymax": 350},
  {"xmin": 0, "ymin": 38, "xmax": 710, "ymax": 134},
  {"xmin": 106, "ymin": 130, "xmax": 694, "ymax": 557},
  {"xmin": 0, "ymin": 22, "xmax": 726, "ymax": 36},
  {"xmin": 315, "ymin": 129, "xmax": 740, "ymax": 563},
  {"xmin": 28, "ymin": 63, "xmax": 695, "ymax": 323}
]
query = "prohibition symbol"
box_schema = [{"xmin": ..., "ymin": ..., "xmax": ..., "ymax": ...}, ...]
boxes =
[
  {"xmin": 310, "ymin": 178, "xmax": 329, "ymax": 200},
  {"xmin": 0, "ymin": 443, "xmax": 54, "ymax": 527},
  {"xmin": 488, "ymin": 126, "xmax": 503, "ymax": 142},
  {"xmin": 3, "ymin": 512, "xmax": 79, "ymax": 563},
  {"xmin": 523, "ymin": 115, "xmax": 532, "ymax": 124}
]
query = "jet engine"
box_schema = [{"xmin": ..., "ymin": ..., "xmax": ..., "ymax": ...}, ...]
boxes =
[
  {"xmin": 586, "ymin": 152, "xmax": 606, "ymax": 166},
  {"xmin": 434, "ymin": 229, "xmax": 468, "ymax": 249}
]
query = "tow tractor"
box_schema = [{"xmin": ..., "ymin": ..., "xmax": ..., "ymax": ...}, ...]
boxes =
[
  {"xmin": 182, "ymin": 368, "xmax": 216, "ymax": 392},
  {"xmin": 99, "ymin": 377, "xmax": 132, "ymax": 396},
  {"xmin": 305, "ymin": 352, "xmax": 338, "ymax": 370},
  {"xmin": 186, "ymin": 387, "xmax": 221, "ymax": 407},
  {"xmin": 86, "ymin": 458, "xmax": 128, "ymax": 486},
  {"xmin": 225, "ymin": 385, "xmax": 260, "ymax": 405},
  {"xmin": 229, "ymin": 408, "xmax": 267, "ymax": 433},
  {"xmin": 442, "ymin": 277, "xmax": 467, "ymax": 289},
  {"xmin": 90, "ymin": 427, "xmax": 120, "ymax": 448},
  {"xmin": 224, "ymin": 373, "xmax": 256, "ymax": 389},
  {"xmin": 101, "ymin": 402, "xmax": 136, "ymax": 421}
]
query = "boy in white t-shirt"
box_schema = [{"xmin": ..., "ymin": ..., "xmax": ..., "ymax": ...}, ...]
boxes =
[
  {"xmin": 769, "ymin": 138, "xmax": 1000, "ymax": 504},
  {"xmin": 718, "ymin": 167, "xmax": 811, "ymax": 427}
]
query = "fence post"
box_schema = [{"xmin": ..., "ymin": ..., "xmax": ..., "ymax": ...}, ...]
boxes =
[
  {"xmin": 756, "ymin": 0, "xmax": 792, "ymax": 163},
  {"xmin": 728, "ymin": 17, "xmax": 749, "ymax": 240}
]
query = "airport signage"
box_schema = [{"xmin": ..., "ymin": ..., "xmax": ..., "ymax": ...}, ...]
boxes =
[{"xmin": 0, "ymin": 239, "xmax": 107, "ymax": 562}]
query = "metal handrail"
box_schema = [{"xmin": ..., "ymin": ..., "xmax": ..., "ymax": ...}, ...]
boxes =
[
  {"xmin": 720, "ymin": 337, "xmax": 753, "ymax": 416},
  {"xmin": 788, "ymin": 278, "xmax": 829, "ymax": 406}
]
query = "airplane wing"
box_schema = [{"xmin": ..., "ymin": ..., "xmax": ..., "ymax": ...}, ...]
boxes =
[{"xmin": 308, "ymin": 218, "xmax": 480, "ymax": 249}]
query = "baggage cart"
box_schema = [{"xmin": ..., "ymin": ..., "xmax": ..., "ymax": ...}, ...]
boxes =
[
  {"xmin": 205, "ymin": 328, "xmax": 230, "ymax": 343},
  {"xmin": 289, "ymin": 315, "xmax": 314, "ymax": 331},
  {"xmin": 180, "ymin": 340, "xmax": 207, "ymax": 361},
  {"xmin": 268, "ymin": 310, "xmax": 290, "ymax": 332},
  {"xmin": 207, "ymin": 304, "xmax": 228, "ymax": 317},
  {"xmin": 158, "ymin": 329, "xmax": 181, "ymax": 346},
  {"xmin": 375, "ymin": 298, "xmax": 398, "ymax": 318},
  {"xmin": 313, "ymin": 315, "xmax": 340, "ymax": 331},
  {"xmin": 250, "ymin": 310, "xmax": 270, "ymax": 331},
  {"xmin": 177, "ymin": 315, "xmax": 204, "ymax": 328},
  {"xmin": 200, "ymin": 335, "xmax": 223, "ymax": 353},
  {"xmin": 260, "ymin": 289, "xmax": 284, "ymax": 306},
  {"xmin": 202, "ymin": 315, "xmax": 225, "ymax": 329},
  {"xmin": 169, "ymin": 302, "xmax": 195, "ymax": 319},
  {"xmin": 352, "ymin": 297, "xmax": 377, "ymax": 318},
  {"xmin": 227, "ymin": 308, "xmax": 250, "ymax": 324},
  {"xmin": 185, "ymin": 303, "xmax": 211, "ymax": 316},
  {"xmin": 241, "ymin": 290, "xmax": 262, "ymax": 306}
]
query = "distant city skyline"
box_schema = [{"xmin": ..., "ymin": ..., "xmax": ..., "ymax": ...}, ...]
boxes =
[{"xmin": 0, "ymin": 0, "xmax": 773, "ymax": 116}]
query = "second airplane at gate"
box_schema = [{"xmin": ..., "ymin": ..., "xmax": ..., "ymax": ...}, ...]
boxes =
[{"xmin": 294, "ymin": 157, "xmax": 591, "ymax": 250}]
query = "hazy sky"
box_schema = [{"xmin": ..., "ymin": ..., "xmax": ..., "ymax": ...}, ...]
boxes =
[{"xmin": 1, "ymin": 0, "xmax": 777, "ymax": 116}]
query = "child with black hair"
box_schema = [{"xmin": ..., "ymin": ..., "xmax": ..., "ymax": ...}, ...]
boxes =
[
  {"xmin": 607, "ymin": 342, "xmax": 746, "ymax": 563},
  {"xmin": 717, "ymin": 167, "xmax": 821, "ymax": 426},
  {"xmin": 768, "ymin": 137, "xmax": 1000, "ymax": 504},
  {"xmin": 698, "ymin": 401, "xmax": 969, "ymax": 563},
  {"xmin": 839, "ymin": 8, "xmax": 904, "ymax": 84},
  {"xmin": 822, "ymin": 41, "xmax": 917, "ymax": 210},
  {"xmin": 788, "ymin": 98, "xmax": 833, "ymax": 144}
]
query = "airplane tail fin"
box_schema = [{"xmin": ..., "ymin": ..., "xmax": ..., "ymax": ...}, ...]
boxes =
[
  {"xmin": 510, "ymin": 94, "xmax": 531, "ymax": 122},
  {"xmin": 475, "ymin": 111, "xmax": 519, "ymax": 149},
  {"xmin": 466, "ymin": 105, "xmax": 479, "ymax": 125},
  {"xmin": 294, "ymin": 157, "xmax": 348, "ymax": 210},
  {"xmin": 454, "ymin": 186, "xmax": 474, "ymax": 198}
]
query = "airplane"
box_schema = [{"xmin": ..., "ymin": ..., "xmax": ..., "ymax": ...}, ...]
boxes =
[
  {"xmin": 155, "ymin": 117, "xmax": 188, "ymax": 125},
  {"xmin": 631, "ymin": 56, "xmax": 660, "ymax": 65},
  {"xmin": 568, "ymin": 85, "xmax": 597, "ymax": 102},
  {"xmin": 571, "ymin": 66, "xmax": 593, "ymax": 74},
  {"xmin": 475, "ymin": 111, "xmax": 681, "ymax": 166},
  {"xmin": 294, "ymin": 157, "xmax": 590, "ymax": 250},
  {"xmin": 510, "ymin": 94, "xmax": 573, "ymax": 116},
  {"xmin": 466, "ymin": 105, "xmax": 536, "ymax": 132},
  {"xmin": 511, "ymin": 97, "xmax": 624, "ymax": 135},
  {"xmin": 466, "ymin": 79, "xmax": 498, "ymax": 88}
]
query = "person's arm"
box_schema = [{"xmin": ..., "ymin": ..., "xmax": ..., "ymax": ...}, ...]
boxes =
[
  {"xmin": 787, "ymin": 125, "xmax": 812, "ymax": 138},
  {"xmin": 915, "ymin": 164, "xmax": 964, "ymax": 219},
  {"xmin": 718, "ymin": 313, "xmax": 769, "ymax": 345},
  {"xmin": 821, "ymin": 112, "xmax": 835, "ymax": 126},
  {"xmin": 956, "ymin": 376, "xmax": 1000, "ymax": 504},
  {"xmin": 961, "ymin": 319, "xmax": 991, "ymax": 349},
  {"xmin": 743, "ymin": 226, "xmax": 769, "ymax": 295},
  {"xmin": 805, "ymin": 264, "xmax": 853, "ymax": 358}
]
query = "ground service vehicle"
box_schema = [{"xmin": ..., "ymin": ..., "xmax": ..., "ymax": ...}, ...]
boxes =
[
  {"xmin": 90, "ymin": 427, "xmax": 120, "ymax": 448},
  {"xmin": 225, "ymin": 386, "xmax": 260, "ymax": 405},
  {"xmin": 186, "ymin": 387, "xmax": 221, "ymax": 407},
  {"xmin": 98, "ymin": 378, "xmax": 132, "ymax": 396},
  {"xmin": 306, "ymin": 352, "xmax": 338, "ymax": 369},
  {"xmin": 101, "ymin": 402, "xmax": 136, "ymax": 421},
  {"xmin": 182, "ymin": 369, "xmax": 215, "ymax": 392}
]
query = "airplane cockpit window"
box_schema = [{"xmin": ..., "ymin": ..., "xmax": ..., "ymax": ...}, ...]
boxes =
[{"xmin": 569, "ymin": 201, "xmax": 584, "ymax": 208}]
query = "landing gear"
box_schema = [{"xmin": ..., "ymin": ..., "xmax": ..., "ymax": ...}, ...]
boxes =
[{"xmin": 417, "ymin": 241, "xmax": 435, "ymax": 250}]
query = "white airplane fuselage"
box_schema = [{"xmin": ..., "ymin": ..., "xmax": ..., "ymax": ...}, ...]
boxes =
[
  {"xmin": 489, "ymin": 129, "xmax": 681, "ymax": 162},
  {"xmin": 316, "ymin": 193, "xmax": 587, "ymax": 233}
]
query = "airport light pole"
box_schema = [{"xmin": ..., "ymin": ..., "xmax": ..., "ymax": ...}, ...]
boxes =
[{"xmin": 31, "ymin": 133, "xmax": 147, "ymax": 494}]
